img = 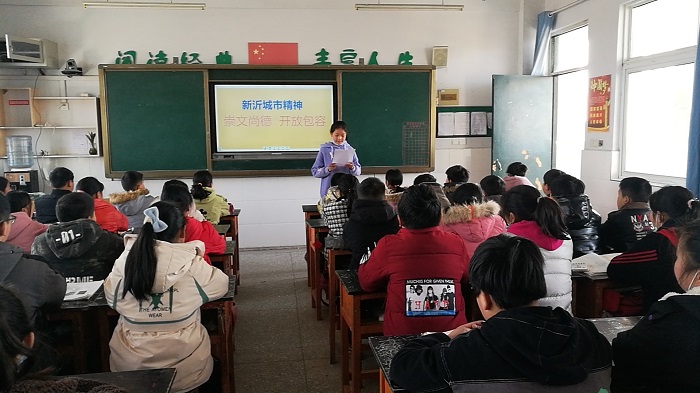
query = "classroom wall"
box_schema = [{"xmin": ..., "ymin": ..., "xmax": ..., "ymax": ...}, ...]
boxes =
[{"xmin": 0, "ymin": 0, "xmax": 546, "ymax": 247}]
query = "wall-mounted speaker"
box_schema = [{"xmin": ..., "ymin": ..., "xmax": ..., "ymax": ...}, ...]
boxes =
[{"xmin": 432, "ymin": 46, "xmax": 448, "ymax": 68}]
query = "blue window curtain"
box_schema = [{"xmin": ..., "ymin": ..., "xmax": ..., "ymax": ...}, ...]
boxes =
[
  {"xmin": 531, "ymin": 11, "xmax": 555, "ymax": 76},
  {"xmin": 687, "ymin": 31, "xmax": 700, "ymax": 197}
]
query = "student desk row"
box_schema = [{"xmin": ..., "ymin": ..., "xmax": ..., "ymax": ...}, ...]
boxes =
[
  {"xmin": 302, "ymin": 204, "xmax": 322, "ymax": 287},
  {"xmin": 306, "ymin": 217, "xmax": 329, "ymax": 320},
  {"xmin": 369, "ymin": 316, "xmax": 643, "ymax": 392},
  {"xmin": 218, "ymin": 208, "xmax": 241, "ymax": 286},
  {"xmin": 44, "ymin": 277, "xmax": 237, "ymax": 393}
]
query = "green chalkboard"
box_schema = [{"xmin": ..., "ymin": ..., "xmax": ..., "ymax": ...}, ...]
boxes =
[
  {"xmin": 103, "ymin": 70, "xmax": 208, "ymax": 174},
  {"xmin": 101, "ymin": 65, "xmax": 434, "ymax": 177}
]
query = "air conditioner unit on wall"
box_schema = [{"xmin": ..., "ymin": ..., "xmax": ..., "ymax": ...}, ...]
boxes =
[{"xmin": 0, "ymin": 35, "xmax": 59, "ymax": 69}]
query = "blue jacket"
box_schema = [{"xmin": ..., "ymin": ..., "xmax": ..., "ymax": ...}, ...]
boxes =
[{"xmin": 311, "ymin": 141, "xmax": 361, "ymax": 197}]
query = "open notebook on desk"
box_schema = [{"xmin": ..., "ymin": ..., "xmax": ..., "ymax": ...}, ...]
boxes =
[
  {"xmin": 571, "ymin": 253, "xmax": 621, "ymax": 277},
  {"xmin": 64, "ymin": 280, "xmax": 104, "ymax": 301}
]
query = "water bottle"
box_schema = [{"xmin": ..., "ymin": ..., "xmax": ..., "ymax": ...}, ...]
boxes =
[{"xmin": 6, "ymin": 136, "xmax": 34, "ymax": 170}]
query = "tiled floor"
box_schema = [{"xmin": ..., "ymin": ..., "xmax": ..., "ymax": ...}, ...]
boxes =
[{"xmin": 234, "ymin": 247, "xmax": 379, "ymax": 393}]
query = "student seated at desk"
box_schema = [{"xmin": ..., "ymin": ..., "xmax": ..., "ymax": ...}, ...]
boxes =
[
  {"xmin": 542, "ymin": 168, "xmax": 565, "ymax": 197},
  {"xmin": 76, "ymin": 177, "xmax": 129, "ymax": 234},
  {"xmin": 320, "ymin": 173, "xmax": 358, "ymax": 249},
  {"xmin": 550, "ymin": 174, "xmax": 602, "ymax": 257},
  {"xmin": 503, "ymin": 161, "xmax": 534, "ymax": 191},
  {"xmin": 0, "ymin": 176, "xmax": 10, "ymax": 195},
  {"xmin": 384, "ymin": 169, "xmax": 404, "ymax": 209},
  {"xmin": 413, "ymin": 174, "xmax": 451, "ymax": 211},
  {"xmin": 0, "ymin": 195, "xmax": 65, "ymax": 326},
  {"xmin": 161, "ymin": 181, "xmax": 225, "ymax": 265},
  {"xmin": 599, "ymin": 177, "xmax": 655, "ymax": 253},
  {"xmin": 191, "ymin": 170, "xmax": 231, "ymax": 225},
  {"xmin": 441, "ymin": 183, "xmax": 506, "ymax": 259},
  {"xmin": 0, "ymin": 286, "xmax": 126, "ymax": 392},
  {"xmin": 6, "ymin": 191, "xmax": 47, "ymax": 253},
  {"xmin": 442, "ymin": 165, "xmax": 470, "ymax": 204},
  {"xmin": 607, "ymin": 186, "xmax": 699, "ymax": 313},
  {"xmin": 358, "ymin": 184, "xmax": 471, "ymax": 336},
  {"xmin": 479, "ymin": 174, "xmax": 505, "ymax": 205},
  {"xmin": 31, "ymin": 192, "xmax": 124, "ymax": 283},
  {"xmin": 390, "ymin": 235, "xmax": 612, "ymax": 393},
  {"xmin": 34, "ymin": 167, "xmax": 74, "ymax": 224},
  {"xmin": 109, "ymin": 171, "xmax": 156, "ymax": 231},
  {"xmin": 502, "ymin": 185, "xmax": 574, "ymax": 312},
  {"xmin": 343, "ymin": 178, "xmax": 399, "ymax": 270},
  {"xmin": 105, "ymin": 203, "xmax": 229, "ymax": 393},
  {"xmin": 612, "ymin": 219, "xmax": 700, "ymax": 392}
]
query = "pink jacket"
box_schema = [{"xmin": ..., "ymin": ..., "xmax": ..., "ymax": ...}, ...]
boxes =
[
  {"xmin": 7, "ymin": 211, "xmax": 48, "ymax": 253},
  {"xmin": 440, "ymin": 201, "xmax": 507, "ymax": 260},
  {"xmin": 504, "ymin": 175, "xmax": 535, "ymax": 191}
]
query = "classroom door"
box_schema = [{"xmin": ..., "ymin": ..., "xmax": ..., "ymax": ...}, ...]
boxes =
[{"xmin": 492, "ymin": 75, "xmax": 554, "ymax": 191}]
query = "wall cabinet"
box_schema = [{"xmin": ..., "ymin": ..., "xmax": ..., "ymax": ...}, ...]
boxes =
[{"xmin": 0, "ymin": 88, "xmax": 101, "ymax": 158}]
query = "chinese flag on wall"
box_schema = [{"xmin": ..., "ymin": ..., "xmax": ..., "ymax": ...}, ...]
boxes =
[{"xmin": 248, "ymin": 43, "xmax": 298, "ymax": 65}]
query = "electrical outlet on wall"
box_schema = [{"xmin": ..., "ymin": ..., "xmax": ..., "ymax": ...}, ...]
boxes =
[
  {"xmin": 59, "ymin": 101, "xmax": 69, "ymax": 111},
  {"xmin": 588, "ymin": 139, "xmax": 604, "ymax": 148}
]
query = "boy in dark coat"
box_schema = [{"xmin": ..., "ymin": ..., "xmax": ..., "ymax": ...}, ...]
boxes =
[
  {"xmin": 343, "ymin": 178, "xmax": 399, "ymax": 270},
  {"xmin": 550, "ymin": 174, "xmax": 602, "ymax": 257},
  {"xmin": 34, "ymin": 167, "xmax": 74, "ymax": 224},
  {"xmin": 390, "ymin": 235, "xmax": 612, "ymax": 393},
  {"xmin": 31, "ymin": 192, "xmax": 124, "ymax": 283},
  {"xmin": 599, "ymin": 177, "xmax": 655, "ymax": 253}
]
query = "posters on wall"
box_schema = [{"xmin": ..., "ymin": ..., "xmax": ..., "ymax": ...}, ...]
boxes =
[{"xmin": 588, "ymin": 74, "xmax": 611, "ymax": 132}]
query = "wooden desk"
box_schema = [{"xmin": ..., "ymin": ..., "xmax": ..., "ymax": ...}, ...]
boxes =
[
  {"xmin": 219, "ymin": 209, "xmax": 241, "ymax": 285},
  {"xmin": 210, "ymin": 241, "xmax": 238, "ymax": 291},
  {"xmin": 573, "ymin": 273, "xmax": 620, "ymax": 318},
  {"xmin": 337, "ymin": 270, "xmax": 385, "ymax": 393},
  {"xmin": 213, "ymin": 224, "xmax": 230, "ymax": 236},
  {"xmin": 303, "ymin": 204, "xmax": 322, "ymax": 286},
  {"xmin": 327, "ymin": 248, "xmax": 352, "ymax": 364},
  {"xmin": 70, "ymin": 368, "xmax": 176, "ymax": 393},
  {"xmin": 306, "ymin": 218, "xmax": 328, "ymax": 320}
]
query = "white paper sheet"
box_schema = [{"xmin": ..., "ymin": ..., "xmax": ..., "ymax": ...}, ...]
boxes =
[
  {"xmin": 64, "ymin": 280, "xmax": 104, "ymax": 301},
  {"xmin": 437, "ymin": 112, "xmax": 455, "ymax": 136},
  {"xmin": 454, "ymin": 112, "xmax": 470, "ymax": 135},
  {"xmin": 470, "ymin": 112, "xmax": 488, "ymax": 135},
  {"xmin": 331, "ymin": 148, "xmax": 355, "ymax": 164}
]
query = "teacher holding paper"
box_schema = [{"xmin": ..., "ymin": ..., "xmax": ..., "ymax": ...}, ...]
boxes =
[{"xmin": 311, "ymin": 120, "xmax": 361, "ymax": 197}]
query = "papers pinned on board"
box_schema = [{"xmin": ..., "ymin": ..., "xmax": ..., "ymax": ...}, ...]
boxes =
[
  {"xmin": 331, "ymin": 148, "xmax": 355, "ymax": 165},
  {"xmin": 64, "ymin": 280, "xmax": 104, "ymax": 301}
]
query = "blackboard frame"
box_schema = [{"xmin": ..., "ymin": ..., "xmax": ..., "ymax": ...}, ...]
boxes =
[{"xmin": 99, "ymin": 64, "xmax": 436, "ymax": 179}]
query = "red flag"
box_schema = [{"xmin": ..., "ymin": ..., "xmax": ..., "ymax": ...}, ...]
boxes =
[{"xmin": 248, "ymin": 43, "xmax": 298, "ymax": 65}]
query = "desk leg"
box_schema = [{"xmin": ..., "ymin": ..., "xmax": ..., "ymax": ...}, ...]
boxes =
[
  {"xmin": 314, "ymin": 247, "xmax": 323, "ymax": 321},
  {"xmin": 341, "ymin": 317, "xmax": 350, "ymax": 390},
  {"xmin": 379, "ymin": 371, "xmax": 390, "ymax": 393},
  {"xmin": 328, "ymin": 258, "xmax": 337, "ymax": 364},
  {"xmin": 305, "ymin": 225, "xmax": 312, "ymax": 287},
  {"xmin": 350, "ymin": 311, "xmax": 362, "ymax": 393},
  {"xmin": 97, "ymin": 309, "xmax": 112, "ymax": 372}
]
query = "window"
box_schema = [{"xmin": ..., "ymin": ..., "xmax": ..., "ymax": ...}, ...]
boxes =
[
  {"xmin": 621, "ymin": 0, "xmax": 699, "ymax": 182},
  {"xmin": 552, "ymin": 25, "xmax": 589, "ymax": 178}
]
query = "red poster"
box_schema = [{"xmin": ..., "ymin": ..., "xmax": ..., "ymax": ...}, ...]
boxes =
[
  {"xmin": 588, "ymin": 75, "xmax": 611, "ymax": 132},
  {"xmin": 8, "ymin": 100, "xmax": 29, "ymax": 106},
  {"xmin": 248, "ymin": 42, "xmax": 298, "ymax": 65}
]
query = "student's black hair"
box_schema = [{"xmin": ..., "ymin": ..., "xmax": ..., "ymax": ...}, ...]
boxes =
[
  {"xmin": 619, "ymin": 177, "xmax": 652, "ymax": 203},
  {"xmin": 677, "ymin": 219, "xmax": 700, "ymax": 276},
  {"xmin": 445, "ymin": 165, "xmax": 470, "ymax": 183},
  {"xmin": 48, "ymin": 167, "xmax": 74, "ymax": 189},
  {"xmin": 649, "ymin": 186, "xmax": 700, "ymax": 226},
  {"xmin": 549, "ymin": 174, "xmax": 586, "ymax": 197},
  {"xmin": 0, "ymin": 177, "xmax": 8, "ymax": 193},
  {"xmin": 0, "ymin": 286, "xmax": 35, "ymax": 390},
  {"xmin": 506, "ymin": 162, "xmax": 528, "ymax": 177},
  {"xmin": 329, "ymin": 172, "xmax": 344, "ymax": 188},
  {"xmin": 160, "ymin": 183, "xmax": 194, "ymax": 215},
  {"xmin": 329, "ymin": 120, "xmax": 347, "ymax": 134},
  {"xmin": 479, "ymin": 175, "xmax": 506, "ymax": 197},
  {"xmin": 469, "ymin": 234, "xmax": 547, "ymax": 309},
  {"xmin": 163, "ymin": 179, "xmax": 188, "ymax": 190},
  {"xmin": 6, "ymin": 191, "xmax": 31, "ymax": 214},
  {"xmin": 385, "ymin": 169, "xmax": 403, "ymax": 187},
  {"xmin": 120, "ymin": 171, "xmax": 144, "ymax": 192},
  {"xmin": 336, "ymin": 174, "xmax": 359, "ymax": 216},
  {"xmin": 0, "ymin": 195, "xmax": 9, "ymax": 222},
  {"xmin": 501, "ymin": 185, "xmax": 569, "ymax": 240},
  {"xmin": 452, "ymin": 183, "xmax": 483, "ymax": 205},
  {"xmin": 122, "ymin": 201, "xmax": 185, "ymax": 301},
  {"xmin": 357, "ymin": 177, "xmax": 385, "ymax": 201},
  {"xmin": 191, "ymin": 170, "xmax": 214, "ymax": 201},
  {"xmin": 413, "ymin": 173, "xmax": 437, "ymax": 186},
  {"xmin": 398, "ymin": 184, "xmax": 441, "ymax": 229},
  {"xmin": 56, "ymin": 192, "xmax": 94, "ymax": 222},
  {"xmin": 75, "ymin": 177, "xmax": 104, "ymax": 198},
  {"xmin": 543, "ymin": 169, "xmax": 565, "ymax": 186}
]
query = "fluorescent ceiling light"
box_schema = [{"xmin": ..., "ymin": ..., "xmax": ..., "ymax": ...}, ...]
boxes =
[
  {"xmin": 83, "ymin": 1, "xmax": 206, "ymax": 9},
  {"xmin": 355, "ymin": 3, "xmax": 463, "ymax": 11}
]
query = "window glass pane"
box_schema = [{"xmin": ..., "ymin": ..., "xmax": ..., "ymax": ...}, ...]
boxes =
[
  {"xmin": 552, "ymin": 26, "xmax": 589, "ymax": 72},
  {"xmin": 624, "ymin": 63, "xmax": 694, "ymax": 178},
  {"xmin": 630, "ymin": 0, "xmax": 699, "ymax": 57}
]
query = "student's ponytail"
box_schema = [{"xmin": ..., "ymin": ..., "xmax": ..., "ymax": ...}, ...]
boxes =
[
  {"xmin": 191, "ymin": 170, "xmax": 214, "ymax": 201},
  {"xmin": 533, "ymin": 197, "xmax": 570, "ymax": 240},
  {"xmin": 122, "ymin": 202, "xmax": 185, "ymax": 301},
  {"xmin": 0, "ymin": 287, "xmax": 34, "ymax": 391},
  {"xmin": 650, "ymin": 186, "xmax": 700, "ymax": 227},
  {"xmin": 687, "ymin": 199, "xmax": 700, "ymax": 223},
  {"xmin": 336, "ymin": 174, "xmax": 359, "ymax": 216}
]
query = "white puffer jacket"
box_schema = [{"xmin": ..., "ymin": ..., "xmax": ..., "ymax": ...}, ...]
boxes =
[{"xmin": 539, "ymin": 239, "xmax": 574, "ymax": 312}]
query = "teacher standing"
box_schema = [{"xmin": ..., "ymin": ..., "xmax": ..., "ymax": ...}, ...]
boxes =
[{"xmin": 311, "ymin": 120, "xmax": 361, "ymax": 197}]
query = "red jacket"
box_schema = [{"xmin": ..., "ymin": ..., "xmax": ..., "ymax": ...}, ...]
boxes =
[
  {"xmin": 94, "ymin": 198, "xmax": 129, "ymax": 233},
  {"xmin": 358, "ymin": 226, "xmax": 470, "ymax": 336},
  {"xmin": 185, "ymin": 217, "xmax": 225, "ymax": 264}
]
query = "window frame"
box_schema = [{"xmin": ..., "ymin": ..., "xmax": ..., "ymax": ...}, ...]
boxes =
[
  {"xmin": 618, "ymin": 0, "xmax": 699, "ymax": 185},
  {"xmin": 550, "ymin": 22, "xmax": 589, "ymax": 76}
]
